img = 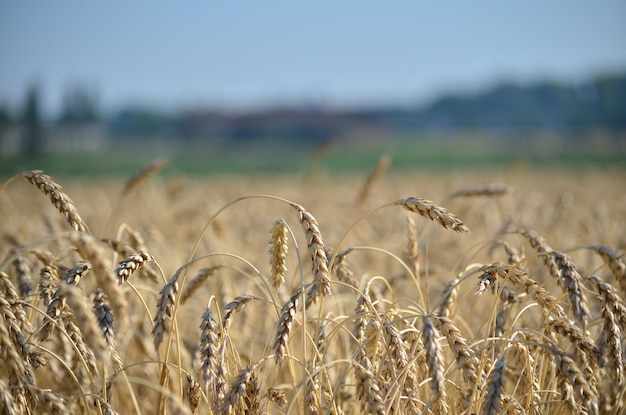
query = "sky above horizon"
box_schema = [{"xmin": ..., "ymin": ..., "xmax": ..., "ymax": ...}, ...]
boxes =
[{"xmin": 1, "ymin": 2, "xmax": 625, "ymax": 116}]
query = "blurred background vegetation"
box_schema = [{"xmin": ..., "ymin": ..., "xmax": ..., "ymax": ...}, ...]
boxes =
[
  {"xmin": 1, "ymin": 4, "xmax": 625, "ymax": 177},
  {"xmin": 1, "ymin": 73, "xmax": 624, "ymax": 177}
]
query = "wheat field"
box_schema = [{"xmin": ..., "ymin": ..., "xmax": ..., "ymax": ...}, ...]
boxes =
[{"xmin": 0, "ymin": 163, "xmax": 624, "ymax": 414}]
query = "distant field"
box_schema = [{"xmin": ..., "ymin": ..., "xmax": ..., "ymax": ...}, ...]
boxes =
[{"xmin": 1, "ymin": 133, "xmax": 623, "ymax": 178}]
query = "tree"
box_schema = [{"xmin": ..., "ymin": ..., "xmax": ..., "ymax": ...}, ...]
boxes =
[
  {"xmin": 57, "ymin": 84, "xmax": 99, "ymax": 125},
  {"xmin": 22, "ymin": 84, "xmax": 44, "ymax": 158}
]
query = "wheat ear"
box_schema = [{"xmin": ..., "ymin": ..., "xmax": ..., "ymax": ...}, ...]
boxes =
[
  {"xmin": 434, "ymin": 315, "xmax": 481, "ymax": 388},
  {"xmin": 180, "ymin": 266, "xmax": 223, "ymax": 305},
  {"xmin": 512, "ymin": 342, "xmax": 541, "ymax": 415},
  {"xmin": 0, "ymin": 271, "xmax": 30, "ymax": 332},
  {"xmin": 422, "ymin": 315, "xmax": 447, "ymax": 414},
  {"xmin": 0, "ymin": 298, "xmax": 35, "ymax": 390},
  {"xmin": 121, "ymin": 158, "xmax": 168, "ymax": 196},
  {"xmin": 448, "ymin": 184, "xmax": 512, "ymax": 199},
  {"xmin": 266, "ymin": 388, "xmax": 288, "ymax": 410},
  {"xmin": 289, "ymin": 202, "xmax": 331, "ymax": 302},
  {"xmin": 405, "ymin": 216, "xmax": 420, "ymax": 279},
  {"xmin": 19, "ymin": 170, "xmax": 87, "ymax": 233},
  {"xmin": 476, "ymin": 262, "xmax": 566, "ymax": 319},
  {"xmin": 0, "ymin": 378, "xmax": 20, "ymax": 415},
  {"xmin": 483, "ymin": 353, "xmax": 507, "ymax": 415},
  {"xmin": 11, "ymin": 253, "xmax": 34, "ymax": 298},
  {"xmin": 356, "ymin": 154, "xmax": 390, "ymax": 204},
  {"xmin": 152, "ymin": 268, "xmax": 181, "ymax": 350},
  {"xmin": 550, "ymin": 346, "xmax": 599, "ymax": 414},
  {"xmin": 274, "ymin": 290, "xmax": 300, "ymax": 363},
  {"xmin": 549, "ymin": 251, "xmax": 590, "ymax": 330},
  {"xmin": 393, "ymin": 196, "xmax": 471, "ymax": 233},
  {"xmin": 59, "ymin": 283, "xmax": 108, "ymax": 365},
  {"xmin": 590, "ymin": 245, "xmax": 626, "ymax": 295},
  {"xmin": 38, "ymin": 265, "xmax": 58, "ymax": 308},
  {"xmin": 219, "ymin": 365, "xmax": 259, "ymax": 415},
  {"xmin": 268, "ymin": 219, "xmax": 289, "ymax": 290},
  {"xmin": 548, "ymin": 317, "xmax": 602, "ymax": 374},
  {"xmin": 185, "ymin": 375, "xmax": 201, "ymax": 415},
  {"xmin": 199, "ymin": 301, "xmax": 222, "ymax": 399},
  {"xmin": 383, "ymin": 318, "xmax": 419, "ymax": 413},
  {"xmin": 354, "ymin": 354, "xmax": 386, "ymax": 415},
  {"xmin": 71, "ymin": 234, "xmax": 128, "ymax": 319},
  {"xmin": 93, "ymin": 288, "xmax": 123, "ymax": 372},
  {"xmin": 589, "ymin": 275, "xmax": 625, "ymax": 382},
  {"xmin": 115, "ymin": 251, "xmax": 154, "ymax": 285},
  {"xmin": 222, "ymin": 295, "xmax": 253, "ymax": 330}
]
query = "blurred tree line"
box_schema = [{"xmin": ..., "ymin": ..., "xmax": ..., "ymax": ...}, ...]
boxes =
[
  {"xmin": 1, "ymin": 72, "xmax": 624, "ymax": 156},
  {"xmin": 104, "ymin": 72, "xmax": 626, "ymax": 140}
]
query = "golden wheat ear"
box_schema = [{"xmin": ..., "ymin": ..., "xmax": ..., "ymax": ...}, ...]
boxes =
[
  {"xmin": 121, "ymin": 158, "xmax": 169, "ymax": 196},
  {"xmin": 393, "ymin": 196, "xmax": 471, "ymax": 234},
  {"xmin": 0, "ymin": 170, "xmax": 87, "ymax": 233}
]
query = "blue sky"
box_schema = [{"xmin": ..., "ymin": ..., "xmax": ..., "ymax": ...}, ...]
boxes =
[{"xmin": 1, "ymin": 2, "xmax": 625, "ymax": 115}]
